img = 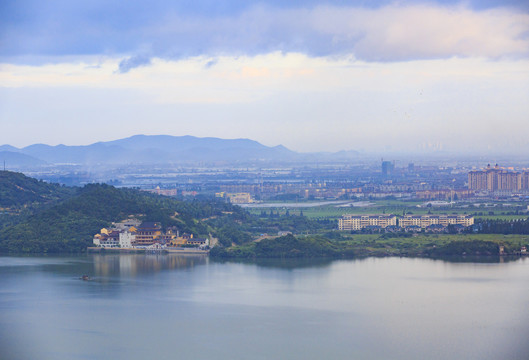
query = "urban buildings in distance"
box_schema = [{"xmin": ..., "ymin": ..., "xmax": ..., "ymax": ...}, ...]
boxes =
[
  {"xmin": 468, "ymin": 164, "xmax": 529, "ymax": 192},
  {"xmin": 215, "ymin": 192, "xmax": 254, "ymax": 204}
]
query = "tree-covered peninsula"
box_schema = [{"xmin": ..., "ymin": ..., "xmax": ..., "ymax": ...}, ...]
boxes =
[{"xmin": 210, "ymin": 234, "xmax": 357, "ymax": 259}]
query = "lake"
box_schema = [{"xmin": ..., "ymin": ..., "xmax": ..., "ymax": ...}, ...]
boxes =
[{"xmin": 1, "ymin": 254, "xmax": 528, "ymax": 359}]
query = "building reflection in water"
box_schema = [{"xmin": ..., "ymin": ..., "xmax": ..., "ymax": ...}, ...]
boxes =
[{"xmin": 90, "ymin": 254, "xmax": 208, "ymax": 277}]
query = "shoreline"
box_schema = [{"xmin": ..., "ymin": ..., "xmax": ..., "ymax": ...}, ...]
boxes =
[{"xmin": 86, "ymin": 247, "xmax": 209, "ymax": 255}]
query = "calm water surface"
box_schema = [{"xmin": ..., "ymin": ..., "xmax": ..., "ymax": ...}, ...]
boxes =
[{"xmin": 1, "ymin": 254, "xmax": 528, "ymax": 360}]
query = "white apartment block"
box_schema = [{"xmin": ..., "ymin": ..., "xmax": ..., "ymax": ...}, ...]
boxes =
[
  {"xmin": 338, "ymin": 214, "xmax": 397, "ymax": 231},
  {"xmin": 399, "ymin": 215, "xmax": 474, "ymax": 228}
]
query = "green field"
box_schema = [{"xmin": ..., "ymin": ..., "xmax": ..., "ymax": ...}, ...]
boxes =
[{"xmin": 247, "ymin": 199, "xmax": 529, "ymax": 221}]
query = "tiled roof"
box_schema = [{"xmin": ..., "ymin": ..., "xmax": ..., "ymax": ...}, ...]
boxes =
[{"xmin": 138, "ymin": 222, "xmax": 161, "ymax": 230}]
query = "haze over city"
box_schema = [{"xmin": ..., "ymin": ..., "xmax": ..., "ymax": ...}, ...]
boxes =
[{"xmin": 1, "ymin": 0, "xmax": 528, "ymax": 154}]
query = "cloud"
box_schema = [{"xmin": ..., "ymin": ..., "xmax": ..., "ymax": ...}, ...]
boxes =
[
  {"xmin": 118, "ymin": 55, "xmax": 152, "ymax": 73},
  {"xmin": 204, "ymin": 59, "xmax": 218, "ymax": 68},
  {"xmin": 1, "ymin": 53, "xmax": 528, "ymax": 152},
  {"xmin": 341, "ymin": 5, "xmax": 529, "ymax": 60},
  {"xmin": 149, "ymin": 4, "xmax": 529, "ymax": 61},
  {"xmin": 1, "ymin": 2, "xmax": 528, "ymax": 63}
]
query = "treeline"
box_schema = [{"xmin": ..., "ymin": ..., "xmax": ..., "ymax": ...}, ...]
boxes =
[
  {"xmin": 211, "ymin": 236, "xmax": 514, "ymax": 259},
  {"xmin": 205, "ymin": 210, "xmax": 334, "ymax": 247},
  {"xmin": 429, "ymin": 240, "xmax": 499, "ymax": 256},
  {"xmin": 210, "ymin": 234, "xmax": 356, "ymax": 259},
  {"xmin": 471, "ymin": 218, "xmax": 529, "ymax": 234}
]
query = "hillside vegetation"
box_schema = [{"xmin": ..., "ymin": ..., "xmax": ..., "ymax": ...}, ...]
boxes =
[
  {"xmin": 0, "ymin": 179, "xmax": 243, "ymax": 253},
  {"xmin": 211, "ymin": 234, "xmax": 356, "ymax": 259},
  {"xmin": 0, "ymin": 171, "xmax": 332, "ymax": 254},
  {"xmin": 211, "ymin": 232, "xmax": 529, "ymax": 259},
  {"xmin": 0, "ymin": 171, "xmax": 74, "ymax": 207}
]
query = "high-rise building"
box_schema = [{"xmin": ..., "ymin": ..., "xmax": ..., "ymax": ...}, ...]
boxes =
[
  {"xmin": 381, "ymin": 161, "xmax": 394, "ymax": 177},
  {"xmin": 468, "ymin": 169, "xmax": 488, "ymax": 190},
  {"xmin": 468, "ymin": 164, "xmax": 528, "ymax": 191},
  {"xmin": 523, "ymin": 172, "xmax": 529, "ymax": 189}
]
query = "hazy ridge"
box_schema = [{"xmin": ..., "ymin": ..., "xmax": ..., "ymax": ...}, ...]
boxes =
[{"xmin": 1, "ymin": 135, "xmax": 359, "ymax": 167}]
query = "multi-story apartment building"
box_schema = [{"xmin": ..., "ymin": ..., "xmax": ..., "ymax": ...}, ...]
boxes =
[
  {"xmin": 399, "ymin": 215, "xmax": 474, "ymax": 228},
  {"xmin": 415, "ymin": 189, "xmax": 473, "ymax": 200},
  {"xmin": 523, "ymin": 172, "xmax": 529, "ymax": 190},
  {"xmin": 216, "ymin": 192, "xmax": 253, "ymax": 204},
  {"xmin": 338, "ymin": 214, "xmax": 397, "ymax": 231},
  {"xmin": 499, "ymin": 172, "xmax": 522, "ymax": 191},
  {"xmin": 468, "ymin": 170, "xmax": 488, "ymax": 190},
  {"xmin": 468, "ymin": 164, "xmax": 528, "ymax": 191},
  {"xmin": 338, "ymin": 214, "xmax": 474, "ymax": 232},
  {"xmin": 227, "ymin": 192, "xmax": 253, "ymax": 204}
]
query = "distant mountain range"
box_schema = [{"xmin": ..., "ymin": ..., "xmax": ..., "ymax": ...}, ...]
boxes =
[
  {"xmin": 0, "ymin": 135, "xmax": 359, "ymax": 167},
  {"xmin": 0, "ymin": 151, "xmax": 47, "ymax": 167}
]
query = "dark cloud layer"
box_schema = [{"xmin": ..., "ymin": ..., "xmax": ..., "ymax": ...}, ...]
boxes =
[{"xmin": 0, "ymin": 0, "xmax": 528, "ymax": 64}]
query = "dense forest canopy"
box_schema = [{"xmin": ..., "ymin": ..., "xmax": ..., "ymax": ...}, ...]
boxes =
[{"xmin": 0, "ymin": 171, "xmax": 75, "ymax": 207}]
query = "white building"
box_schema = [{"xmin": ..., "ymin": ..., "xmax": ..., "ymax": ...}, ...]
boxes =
[
  {"xmin": 338, "ymin": 214, "xmax": 397, "ymax": 231},
  {"xmin": 119, "ymin": 230, "xmax": 136, "ymax": 248},
  {"xmin": 399, "ymin": 215, "xmax": 474, "ymax": 228},
  {"xmin": 93, "ymin": 227, "xmax": 135, "ymax": 248},
  {"xmin": 93, "ymin": 229, "xmax": 120, "ymax": 248}
]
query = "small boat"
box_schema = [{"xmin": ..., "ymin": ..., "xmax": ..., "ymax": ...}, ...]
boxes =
[{"xmin": 80, "ymin": 275, "xmax": 91, "ymax": 281}]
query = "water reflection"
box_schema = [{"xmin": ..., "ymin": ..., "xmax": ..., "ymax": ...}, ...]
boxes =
[
  {"xmin": 212, "ymin": 254, "xmax": 527, "ymax": 269},
  {"xmin": 433, "ymin": 255, "xmax": 526, "ymax": 264},
  {"xmin": 90, "ymin": 254, "xmax": 207, "ymax": 277},
  {"xmin": 1, "ymin": 255, "xmax": 529, "ymax": 360},
  {"xmin": 212, "ymin": 257, "xmax": 334, "ymax": 270}
]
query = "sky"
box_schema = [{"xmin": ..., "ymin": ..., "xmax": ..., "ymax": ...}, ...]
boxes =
[{"xmin": 0, "ymin": 0, "xmax": 528, "ymax": 154}]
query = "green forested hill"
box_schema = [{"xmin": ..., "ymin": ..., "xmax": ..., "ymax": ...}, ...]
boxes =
[
  {"xmin": 0, "ymin": 170, "xmax": 75, "ymax": 207},
  {"xmin": 0, "ymin": 180, "xmax": 244, "ymax": 253},
  {"xmin": 0, "ymin": 171, "xmax": 331, "ymax": 254}
]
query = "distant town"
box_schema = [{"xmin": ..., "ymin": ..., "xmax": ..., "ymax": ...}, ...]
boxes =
[
  {"xmin": 5, "ymin": 136, "xmax": 529, "ymax": 205},
  {"xmin": 137, "ymin": 162, "xmax": 529, "ymax": 205}
]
